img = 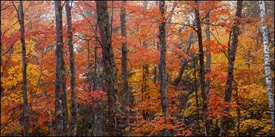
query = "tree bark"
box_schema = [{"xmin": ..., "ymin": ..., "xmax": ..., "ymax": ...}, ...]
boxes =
[
  {"xmin": 93, "ymin": 20, "xmax": 104, "ymax": 136},
  {"xmin": 19, "ymin": 1, "xmax": 29, "ymax": 136},
  {"xmin": 94, "ymin": 49, "xmax": 104, "ymax": 136},
  {"xmin": 0, "ymin": 2, "xmax": 2, "ymax": 102},
  {"xmin": 54, "ymin": 1, "xmax": 64, "ymax": 136},
  {"xmin": 65, "ymin": 1, "xmax": 77, "ymax": 136},
  {"xmin": 96, "ymin": 1, "xmax": 123, "ymax": 136},
  {"xmin": 259, "ymin": 1, "xmax": 275, "ymax": 135},
  {"xmin": 93, "ymin": 47, "xmax": 97, "ymax": 91},
  {"xmin": 205, "ymin": 10, "xmax": 212, "ymax": 135},
  {"xmin": 219, "ymin": 1, "xmax": 243, "ymax": 135},
  {"xmin": 205, "ymin": 13, "xmax": 211, "ymax": 108},
  {"xmin": 193, "ymin": 55, "xmax": 200, "ymax": 135},
  {"xmin": 62, "ymin": 46, "xmax": 69, "ymax": 135},
  {"xmin": 159, "ymin": 0, "xmax": 168, "ymax": 122},
  {"xmin": 194, "ymin": 0, "xmax": 211, "ymax": 135},
  {"xmin": 87, "ymin": 40, "xmax": 92, "ymax": 92},
  {"xmin": 120, "ymin": 1, "xmax": 130, "ymax": 136},
  {"xmin": 172, "ymin": 31, "xmax": 193, "ymax": 87}
]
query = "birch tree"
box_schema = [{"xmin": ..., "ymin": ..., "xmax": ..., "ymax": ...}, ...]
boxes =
[{"xmin": 259, "ymin": 1, "xmax": 275, "ymax": 135}]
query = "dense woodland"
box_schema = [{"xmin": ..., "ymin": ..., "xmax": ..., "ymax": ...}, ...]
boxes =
[{"xmin": 1, "ymin": 1, "xmax": 274, "ymax": 136}]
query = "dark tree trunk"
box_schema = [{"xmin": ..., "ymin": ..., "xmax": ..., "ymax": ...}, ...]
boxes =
[
  {"xmin": 194, "ymin": 0, "xmax": 211, "ymax": 135},
  {"xmin": 159, "ymin": 0, "xmax": 168, "ymax": 122},
  {"xmin": 193, "ymin": 55, "xmax": 200, "ymax": 135},
  {"xmin": 205, "ymin": 14, "xmax": 211, "ymax": 105},
  {"xmin": 205, "ymin": 11, "xmax": 212, "ymax": 135},
  {"xmin": 96, "ymin": 1, "xmax": 123, "ymax": 136},
  {"xmin": 86, "ymin": 39, "xmax": 93, "ymax": 136},
  {"xmin": 65, "ymin": 1, "xmax": 77, "ymax": 136},
  {"xmin": 87, "ymin": 40, "xmax": 92, "ymax": 92},
  {"xmin": 93, "ymin": 47, "xmax": 97, "ymax": 91},
  {"xmin": 153, "ymin": 67, "xmax": 157, "ymax": 84},
  {"xmin": 172, "ymin": 31, "xmax": 193, "ymax": 87},
  {"xmin": 62, "ymin": 47, "xmax": 68, "ymax": 135},
  {"xmin": 219, "ymin": 1, "xmax": 243, "ymax": 135},
  {"xmin": 235, "ymin": 84, "xmax": 240, "ymax": 136},
  {"xmin": 0, "ymin": 2, "xmax": 2, "ymax": 102},
  {"xmin": 54, "ymin": 1, "xmax": 64, "ymax": 136},
  {"xmin": 19, "ymin": 1, "xmax": 29, "ymax": 136},
  {"xmin": 120, "ymin": 0, "xmax": 130, "ymax": 136}
]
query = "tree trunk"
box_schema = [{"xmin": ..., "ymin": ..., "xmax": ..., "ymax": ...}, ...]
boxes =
[
  {"xmin": 219, "ymin": 1, "xmax": 242, "ymax": 135},
  {"xmin": 86, "ymin": 39, "xmax": 93, "ymax": 136},
  {"xmin": 193, "ymin": 55, "xmax": 200, "ymax": 135},
  {"xmin": 93, "ymin": 47, "xmax": 97, "ymax": 91},
  {"xmin": 87, "ymin": 40, "xmax": 92, "ymax": 92},
  {"xmin": 159, "ymin": 0, "xmax": 168, "ymax": 123},
  {"xmin": 235, "ymin": 83, "xmax": 240, "ymax": 136},
  {"xmin": 120, "ymin": 1, "xmax": 130, "ymax": 136},
  {"xmin": 259, "ymin": 1, "xmax": 275, "ymax": 135},
  {"xmin": 194, "ymin": 0, "xmax": 211, "ymax": 135},
  {"xmin": 54, "ymin": 1, "xmax": 64, "ymax": 136},
  {"xmin": 65, "ymin": 1, "xmax": 77, "ymax": 136},
  {"xmin": 93, "ymin": 20, "xmax": 104, "ymax": 136},
  {"xmin": 94, "ymin": 51, "xmax": 104, "ymax": 136},
  {"xmin": 0, "ymin": 2, "xmax": 2, "ymax": 102},
  {"xmin": 205, "ymin": 13, "xmax": 211, "ymax": 108},
  {"xmin": 62, "ymin": 48, "xmax": 68, "ymax": 136},
  {"xmin": 96, "ymin": 1, "xmax": 123, "ymax": 136},
  {"xmin": 33, "ymin": 36, "xmax": 52, "ymax": 136},
  {"xmin": 205, "ymin": 11, "xmax": 212, "ymax": 135},
  {"xmin": 19, "ymin": 1, "xmax": 29, "ymax": 136},
  {"xmin": 172, "ymin": 31, "xmax": 193, "ymax": 87}
]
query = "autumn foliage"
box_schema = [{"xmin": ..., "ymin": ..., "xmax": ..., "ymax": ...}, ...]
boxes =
[{"xmin": 1, "ymin": 1, "xmax": 274, "ymax": 136}]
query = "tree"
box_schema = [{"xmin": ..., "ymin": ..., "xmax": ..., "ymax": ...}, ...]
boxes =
[
  {"xmin": 259, "ymin": 1, "xmax": 275, "ymax": 135},
  {"xmin": 220, "ymin": 1, "xmax": 243, "ymax": 135},
  {"xmin": 1, "ymin": 1, "xmax": 275, "ymax": 136},
  {"xmin": 120, "ymin": 0, "xmax": 130, "ymax": 136},
  {"xmin": 65, "ymin": 0, "xmax": 77, "ymax": 136},
  {"xmin": 159, "ymin": 0, "xmax": 168, "ymax": 122},
  {"xmin": 54, "ymin": 1, "xmax": 64, "ymax": 136},
  {"xmin": 96, "ymin": 1, "xmax": 123, "ymax": 136},
  {"xmin": 18, "ymin": 1, "xmax": 29, "ymax": 136},
  {"xmin": 194, "ymin": 0, "xmax": 211, "ymax": 135},
  {"xmin": 205, "ymin": 6, "xmax": 212, "ymax": 135},
  {"xmin": 0, "ymin": 1, "xmax": 2, "ymax": 103}
]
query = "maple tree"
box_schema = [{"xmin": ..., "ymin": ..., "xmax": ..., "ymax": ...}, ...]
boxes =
[{"xmin": 0, "ymin": 1, "xmax": 274, "ymax": 136}]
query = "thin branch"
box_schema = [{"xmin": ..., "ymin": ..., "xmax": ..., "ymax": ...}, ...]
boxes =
[
  {"xmin": 209, "ymin": 31, "xmax": 229, "ymax": 59},
  {"xmin": 1, "ymin": 5, "xmax": 12, "ymax": 11},
  {"xmin": 165, "ymin": 1, "xmax": 178, "ymax": 22},
  {"xmin": 2, "ymin": 41, "xmax": 17, "ymax": 56}
]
